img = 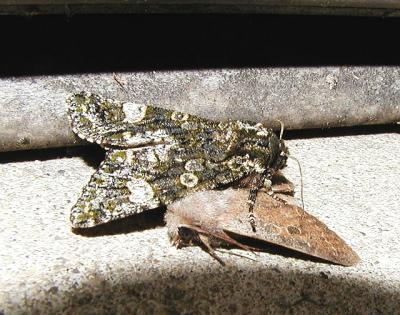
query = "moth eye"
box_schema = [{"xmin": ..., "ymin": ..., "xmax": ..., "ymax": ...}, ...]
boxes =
[
  {"xmin": 171, "ymin": 111, "xmax": 189, "ymax": 121},
  {"xmin": 180, "ymin": 172, "xmax": 199, "ymax": 188},
  {"xmin": 178, "ymin": 227, "xmax": 196, "ymax": 243}
]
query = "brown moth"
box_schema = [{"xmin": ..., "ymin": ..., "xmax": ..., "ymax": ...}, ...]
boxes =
[{"xmin": 165, "ymin": 173, "xmax": 360, "ymax": 266}]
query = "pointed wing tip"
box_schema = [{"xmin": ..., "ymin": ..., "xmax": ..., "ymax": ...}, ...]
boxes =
[
  {"xmin": 70, "ymin": 216, "xmax": 94, "ymax": 229},
  {"xmin": 70, "ymin": 205, "xmax": 101, "ymax": 229},
  {"xmin": 337, "ymin": 248, "xmax": 361, "ymax": 267},
  {"xmin": 66, "ymin": 91, "xmax": 87, "ymax": 108},
  {"xmin": 307, "ymin": 238, "xmax": 360, "ymax": 267}
]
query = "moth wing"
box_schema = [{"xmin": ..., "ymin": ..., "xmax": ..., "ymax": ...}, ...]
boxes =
[
  {"xmin": 224, "ymin": 191, "xmax": 359, "ymax": 266},
  {"xmin": 71, "ymin": 142, "xmax": 241, "ymax": 228},
  {"xmin": 166, "ymin": 188, "xmax": 360, "ymax": 266},
  {"xmin": 67, "ymin": 91, "xmax": 215, "ymax": 148},
  {"xmin": 70, "ymin": 147, "xmax": 165, "ymax": 228}
]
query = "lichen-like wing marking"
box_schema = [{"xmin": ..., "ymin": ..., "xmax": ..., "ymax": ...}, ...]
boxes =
[
  {"xmin": 70, "ymin": 146, "xmax": 168, "ymax": 228},
  {"xmin": 71, "ymin": 142, "xmax": 262, "ymax": 228},
  {"xmin": 67, "ymin": 91, "xmax": 228, "ymax": 150}
]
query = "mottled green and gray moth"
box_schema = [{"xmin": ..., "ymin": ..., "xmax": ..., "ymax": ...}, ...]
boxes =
[
  {"xmin": 68, "ymin": 91, "xmax": 287, "ymax": 229},
  {"xmin": 68, "ymin": 92, "xmax": 359, "ymax": 266}
]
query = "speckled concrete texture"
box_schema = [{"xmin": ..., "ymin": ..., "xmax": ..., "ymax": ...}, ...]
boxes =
[{"xmin": 1, "ymin": 128, "xmax": 399, "ymax": 314}]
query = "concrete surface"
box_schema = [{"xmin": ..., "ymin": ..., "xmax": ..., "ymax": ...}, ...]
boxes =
[
  {"xmin": 1, "ymin": 68, "xmax": 400, "ymax": 152},
  {"xmin": 0, "ymin": 127, "xmax": 399, "ymax": 314}
]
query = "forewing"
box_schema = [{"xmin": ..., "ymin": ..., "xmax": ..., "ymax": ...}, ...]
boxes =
[
  {"xmin": 71, "ymin": 143, "xmax": 252, "ymax": 228},
  {"xmin": 67, "ymin": 91, "xmax": 227, "ymax": 152},
  {"xmin": 70, "ymin": 146, "xmax": 166, "ymax": 228},
  {"xmin": 222, "ymin": 191, "xmax": 359, "ymax": 266}
]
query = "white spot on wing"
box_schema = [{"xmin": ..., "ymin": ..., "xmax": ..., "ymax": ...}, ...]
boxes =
[
  {"xmin": 181, "ymin": 122, "xmax": 198, "ymax": 130},
  {"xmin": 256, "ymin": 128, "xmax": 270, "ymax": 137},
  {"xmin": 171, "ymin": 111, "xmax": 189, "ymax": 121},
  {"xmin": 180, "ymin": 173, "xmax": 199, "ymax": 188},
  {"xmin": 127, "ymin": 178, "xmax": 159, "ymax": 208},
  {"xmin": 184, "ymin": 159, "xmax": 204, "ymax": 172},
  {"xmin": 122, "ymin": 130, "xmax": 174, "ymax": 146},
  {"xmin": 122, "ymin": 102, "xmax": 147, "ymax": 123}
]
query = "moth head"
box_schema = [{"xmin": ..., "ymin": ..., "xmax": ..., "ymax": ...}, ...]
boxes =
[
  {"xmin": 275, "ymin": 138, "xmax": 289, "ymax": 171},
  {"xmin": 265, "ymin": 130, "xmax": 288, "ymax": 172},
  {"xmin": 270, "ymin": 119, "xmax": 289, "ymax": 171},
  {"xmin": 177, "ymin": 227, "xmax": 199, "ymax": 246}
]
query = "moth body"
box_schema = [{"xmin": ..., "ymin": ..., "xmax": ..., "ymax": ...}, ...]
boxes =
[{"xmin": 68, "ymin": 92, "xmax": 287, "ymax": 228}]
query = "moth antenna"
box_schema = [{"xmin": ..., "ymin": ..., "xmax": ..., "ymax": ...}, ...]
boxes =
[
  {"xmin": 275, "ymin": 119, "xmax": 285, "ymax": 140},
  {"xmin": 215, "ymin": 249, "xmax": 257, "ymax": 262},
  {"xmin": 286, "ymin": 154, "xmax": 305, "ymax": 211}
]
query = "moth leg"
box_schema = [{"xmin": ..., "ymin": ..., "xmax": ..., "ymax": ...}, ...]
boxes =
[
  {"xmin": 239, "ymin": 171, "xmax": 294, "ymax": 231},
  {"xmin": 175, "ymin": 225, "xmax": 226, "ymax": 265},
  {"xmin": 239, "ymin": 171, "xmax": 294, "ymax": 195},
  {"xmin": 247, "ymin": 173, "xmax": 268, "ymax": 232},
  {"xmin": 173, "ymin": 223, "xmax": 256, "ymax": 264},
  {"xmin": 214, "ymin": 249, "xmax": 257, "ymax": 262},
  {"xmin": 112, "ymin": 72, "xmax": 127, "ymax": 91},
  {"xmin": 198, "ymin": 234, "xmax": 226, "ymax": 266}
]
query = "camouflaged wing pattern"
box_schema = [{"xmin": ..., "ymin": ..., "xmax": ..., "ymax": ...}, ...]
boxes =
[{"xmin": 68, "ymin": 92, "xmax": 286, "ymax": 228}]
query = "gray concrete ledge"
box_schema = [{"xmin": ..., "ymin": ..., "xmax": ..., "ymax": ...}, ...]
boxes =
[
  {"xmin": 1, "ymin": 67, "xmax": 400, "ymax": 152},
  {"xmin": 1, "ymin": 131, "xmax": 399, "ymax": 313}
]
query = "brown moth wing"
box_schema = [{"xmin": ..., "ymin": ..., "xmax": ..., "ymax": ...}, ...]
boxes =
[{"xmin": 166, "ymin": 188, "xmax": 360, "ymax": 266}]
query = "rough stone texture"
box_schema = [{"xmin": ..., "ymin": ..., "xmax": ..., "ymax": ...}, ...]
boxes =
[
  {"xmin": 1, "ymin": 129, "xmax": 399, "ymax": 314},
  {"xmin": 1, "ymin": 67, "xmax": 400, "ymax": 152}
]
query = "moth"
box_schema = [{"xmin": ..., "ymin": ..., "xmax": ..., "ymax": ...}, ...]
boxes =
[
  {"xmin": 166, "ymin": 180, "xmax": 360, "ymax": 266},
  {"xmin": 67, "ymin": 91, "xmax": 287, "ymax": 229},
  {"xmin": 68, "ymin": 92, "xmax": 359, "ymax": 266}
]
